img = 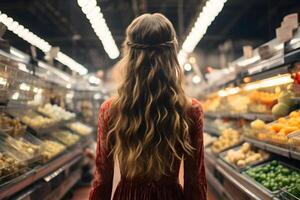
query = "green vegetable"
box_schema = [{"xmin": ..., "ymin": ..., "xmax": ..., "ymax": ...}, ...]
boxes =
[{"xmin": 245, "ymin": 161, "xmax": 300, "ymax": 192}]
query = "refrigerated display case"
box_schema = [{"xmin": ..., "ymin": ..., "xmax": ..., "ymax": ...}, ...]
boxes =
[
  {"xmin": 0, "ymin": 47, "xmax": 98, "ymax": 200},
  {"xmin": 202, "ymin": 26, "xmax": 300, "ymax": 200}
]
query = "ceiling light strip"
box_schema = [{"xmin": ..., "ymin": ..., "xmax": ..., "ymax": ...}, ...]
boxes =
[
  {"xmin": 181, "ymin": 0, "xmax": 228, "ymax": 54},
  {"xmin": 77, "ymin": 0, "xmax": 120, "ymax": 59},
  {"xmin": 0, "ymin": 11, "xmax": 88, "ymax": 75}
]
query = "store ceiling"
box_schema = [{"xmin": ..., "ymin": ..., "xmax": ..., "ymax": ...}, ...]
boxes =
[{"xmin": 0, "ymin": 0, "xmax": 300, "ymax": 73}]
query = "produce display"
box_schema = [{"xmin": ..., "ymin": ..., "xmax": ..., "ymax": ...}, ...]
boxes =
[
  {"xmin": 0, "ymin": 114, "xmax": 26, "ymax": 137},
  {"xmin": 272, "ymin": 89, "xmax": 296, "ymax": 117},
  {"xmin": 224, "ymin": 143, "xmax": 269, "ymax": 168},
  {"xmin": 37, "ymin": 103, "xmax": 75, "ymax": 121},
  {"xmin": 245, "ymin": 161, "xmax": 300, "ymax": 192},
  {"xmin": 40, "ymin": 140, "xmax": 66, "ymax": 161},
  {"xmin": 250, "ymin": 111, "xmax": 300, "ymax": 146},
  {"xmin": 212, "ymin": 128, "xmax": 241, "ymax": 153},
  {"xmin": 0, "ymin": 152, "xmax": 25, "ymax": 179},
  {"xmin": 203, "ymin": 133, "xmax": 216, "ymax": 147},
  {"xmin": 227, "ymin": 94, "xmax": 250, "ymax": 113},
  {"xmin": 22, "ymin": 112, "xmax": 56, "ymax": 129},
  {"xmin": 5, "ymin": 136, "xmax": 40, "ymax": 160},
  {"xmin": 67, "ymin": 122, "xmax": 93, "ymax": 136},
  {"xmin": 50, "ymin": 130, "xmax": 80, "ymax": 146}
]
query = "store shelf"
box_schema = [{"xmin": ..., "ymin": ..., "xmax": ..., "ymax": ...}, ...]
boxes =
[
  {"xmin": 44, "ymin": 169, "xmax": 82, "ymax": 200},
  {"xmin": 204, "ymin": 125, "xmax": 220, "ymax": 136},
  {"xmin": 216, "ymin": 159, "xmax": 278, "ymax": 200},
  {"xmin": 204, "ymin": 148, "xmax": 218, "ymax": 167},
  {"xmin": 285, "ymin": 47, "xmax": 300, "ymax": 64},
  {"xmin": 0, "ymin": 147, "xmax": 82, "ymax": 199},
  {"xmin": 26, "ymin": 118, "xmax": 76, "ymax": 136},
  {"xmin": 205, "ymin": 112, "xmax": 275, "ymax": 122},
  {"xmin": 244, "ymin": 137, "xmax": 300, "ymax": 160}
]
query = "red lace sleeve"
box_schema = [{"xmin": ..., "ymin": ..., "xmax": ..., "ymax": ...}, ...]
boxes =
[
  {"xmin": 184, "ymin": 99, "xmax": 207, "ymax": 200},
  {"xmin": 89, "ymin": 100, "xmax": 114, "ymax": 200}
]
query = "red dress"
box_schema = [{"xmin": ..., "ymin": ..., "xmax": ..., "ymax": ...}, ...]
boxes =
[{"xmin": 89, "ymin": 98, "xmax": 207, "ymax": 200}]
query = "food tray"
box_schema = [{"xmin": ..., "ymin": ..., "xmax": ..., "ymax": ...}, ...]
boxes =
[
  {"xmin": 243, "ymin": 161, "xmax": 300, "ymax": 195},
  {"xmin": 262, "ymin": 112, "xmax": 300, "ymax": 148},
  {"xmin": 49, "ymin": 130, "xmax": 80, "ymax": 147},
  {"xmin": 0, "ymin": 133, "xmax": 43, "ymax": 165},
  {"xmin": 288, "ymin": 132, "xmax": 300, "ymax": 152},
  {"xmin": 65, "ymin": 121, "xmax": 93, "ymax": 136},
  {"xmin": 0, "ymin": 113, "xmax": 27, "ymax": 137},
  {"xmin": 38, "ymin": 137, "xmax": 67, "ymax": 163},
  {"xmin": 0, "ymin": 140, "xmax": 28, "ymax": 184},
  {"xmin": 211, "ymin": 140, "xmax": 243, "ymax": 155},
  {"xmin": 219, "ymin": 145, "xmax": 270, "ymax": 172}
]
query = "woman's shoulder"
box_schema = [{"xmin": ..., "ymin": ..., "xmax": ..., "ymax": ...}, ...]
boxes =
[
  {"xmin": 99, "ymin": 97, "xmax": 114, "ymax": 111},
  {"xmin": 98, "ymin": 97, "xmax": 114, "ymax": 122},
  {"xmin": 188, "ymin": 98, "xmax": 203, "ymax": 118}
]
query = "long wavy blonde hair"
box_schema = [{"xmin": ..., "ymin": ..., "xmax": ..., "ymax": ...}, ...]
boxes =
[{"xmin": 107, "ymin": 13, "xmax": 193, "ymax": 180}]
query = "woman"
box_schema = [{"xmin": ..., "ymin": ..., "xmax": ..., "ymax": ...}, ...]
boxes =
[{"xmin": 89, "ymin": 13, "xmax": 207, "ymax": 200}]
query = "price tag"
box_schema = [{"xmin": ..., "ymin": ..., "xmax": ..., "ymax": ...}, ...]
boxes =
[{"xmin": 43, "ymin": 167, "xmax": 64, "ymax": 182}]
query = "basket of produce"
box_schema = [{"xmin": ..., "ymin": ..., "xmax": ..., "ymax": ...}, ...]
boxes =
[
  {"xmin": 220, "ymin": 142, "xmax": 270, "ymax": 172},
  {"xmin": 1, "ymin": 133, "xmax": 43, "ymax": 164},
  {"xmin": 244, "ymin": 160, "xmax": 300, "ymax": 194},
  {"xmin": 0, "ymin": 113, "xmax": 26, "ymax": 137},
  {"xmin": 211, "ymin": 128, "xmax": 242, "ymax": 154},
  {"xmin": 50, "ymin": 130, "xmax": 80, "ymax": 147},
  {"xmin": 248, "ymin": 119, "xmax": 269, "ymax": 140},
  {"xmin": 66, "ymin": 122, "xmax": 93, "ymax": 136},
  {"xmin": 21, "ymin": 111, "xmax": 57, "ymax": 130},
  {"xmin": 39, "ymin": 138, "xmax": 66, "ymax": 162},
  {"xmin": 0, "ymin": 141, "xmax": 28, "ymax": 185},
  {"xmin": 249, "ymin": 111, "xmax": 300, "ymax": 148},
  {"xmin": 288, "ymin": 132, "xmax": 300, "ymax": 152},
  {"xmin": 37, "ymin": 103, "xmax": 75, "ymax": 121}
]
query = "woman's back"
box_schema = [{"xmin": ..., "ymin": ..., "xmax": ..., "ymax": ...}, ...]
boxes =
[{"xmin": 89, "ymin": 13, "xmax": 207, "ymax": 200}]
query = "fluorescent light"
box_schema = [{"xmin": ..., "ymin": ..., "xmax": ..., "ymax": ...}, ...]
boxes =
[
  {"xmin": 0, "ymin": 11, "xmax": 88, "ymax": 75},
  {"xmin": 244, "ymin": 74, "xmax": 293, "ymax": 91},
  {"xmin": 88, "ymin": 75, "xmax": 100, "ymax": 85},
  {"xmin": 77, "ymin": 0, "xmax": 119, "ymax": 59},
  {"xmin": 180, "ymin": 0, "xmax": 227, "ymax": 55},
  {"xmin": 33, "ymin": 87, "xmax": 39, "ymax": 93},
  {"xmin": 218, "ymin": 87, "xmax": 240, "ymax": 97},
  {"xmin": 0, "ymin": 77, "xmax": 7, "ymax": 86},
  {"xmin": 18, "ymin": 63, "xmax": 30, "ymax": 73},
  {"xmin": 10, "ymin": 48, "xmax": 29, "ymax": 60},
  {"xmin": 19, "ymin": 83, "xmax": 30, "ymax": 91},
  {"xmin": 178, "ymin": 50, "xmax": 188, "ymax": 66},
  {"xmin": 192, "ymin": 75, "xmax": 201, "ymax": 84},
  {"xmin": 11, "ymin": 92, "xmax": 19, "ymax": 100},
  {"xmin": 66, "ymin": 91, "xmax": 74, "ymax": 99},
  {"xmin": 184, "ymin": 63, "xmax": 192, "ymax": 71},
  {"xmin": 66, "ymin": 83, "xmax": 72, "ymax": 89},
  {"xmin": 94, "ymin": 93, "xmax": 101, "ymax": 100},
  {"xmin": 56, "ymin": 52, "xmax": 88, "ymax": 75}
]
